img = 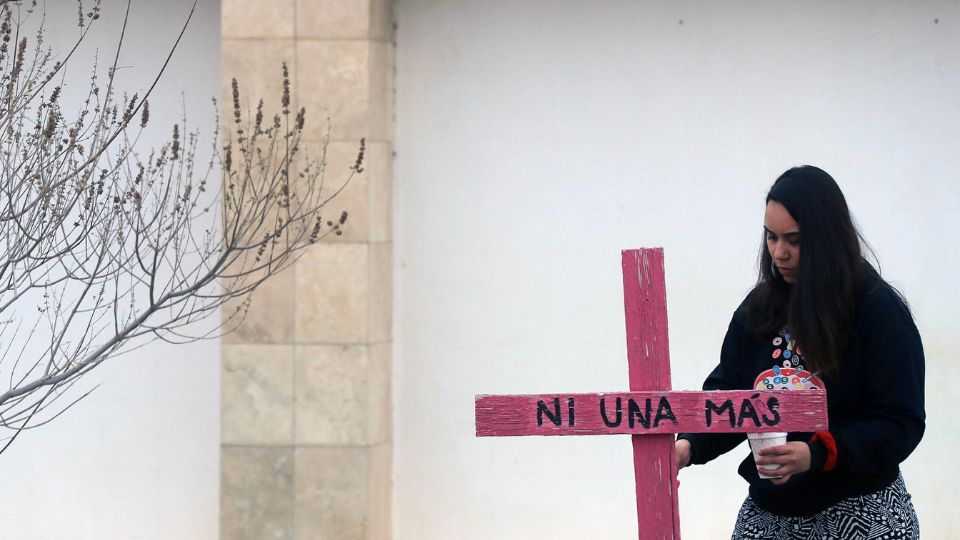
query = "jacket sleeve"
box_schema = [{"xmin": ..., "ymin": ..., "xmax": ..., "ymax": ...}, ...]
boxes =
[
  {"xmin": 677, "ymin": 310, "xmax": 748, "ymax": 465},
  {"xmin": 822, "ymin": 287, "xmax": 926, "ymax": 475}
]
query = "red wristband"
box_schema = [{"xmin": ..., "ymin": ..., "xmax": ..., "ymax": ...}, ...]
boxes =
[{"xmin": 810, "ymin": 431, "xmax": 838, "ymax": 472}]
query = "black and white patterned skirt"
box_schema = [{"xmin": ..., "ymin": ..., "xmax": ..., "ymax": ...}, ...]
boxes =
[{"xmin": 731, "ymin": 475, "xmax": 919, "ymax": 540}]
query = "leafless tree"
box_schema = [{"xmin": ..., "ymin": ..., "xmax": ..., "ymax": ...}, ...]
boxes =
[{"xmin": 0, "ymin": 0, "xmax": 360, "ymax": 452}]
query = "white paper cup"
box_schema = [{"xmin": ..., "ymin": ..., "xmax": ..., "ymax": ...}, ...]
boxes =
[{"xmin": 748, "ymin": 432, "xmax": 787, "ymax": 479}]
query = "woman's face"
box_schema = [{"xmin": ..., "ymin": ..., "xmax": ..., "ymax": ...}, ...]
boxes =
[{"xmin": 764, "ymin": 201, "xmax": 800, "ymax": 283}]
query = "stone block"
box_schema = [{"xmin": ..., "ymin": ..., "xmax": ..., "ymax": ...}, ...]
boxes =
[
  {"xmin": 296, "ymin": 0, "xmax": 368, "ymax": 40},
  {"xmin": 296, "ymin": 40, "xmax": 369, "ymax": 142},
  {"xmin": 295, "ymin": 242, "xmax": 368, "ymax": 343},
  {"xmin": 222, "ymin": 39, "xmax": 296, "ymax": 122},
  {"xmin": 223, "ymin": 267, "xmax": 295, "ymax": 344},
  {"xmin": 293, "ymin": 342, "xmax": 390, "ymax": 445},
  {"xmin": 368, "ymin": 40, "xmax": 392, "ymax": 143},
  {"xmin": 222, "ymin": 0, "xmax": 295, "ymax": 38},
  {"xmin": 292, "ymin": 139, "xmax": 390, "ymax": 244},
  {"xmin": 221, "ymin": 345, "xmax": 294, "ymax": 445},
  {"xmin": 221, "ymin": 446, "xmax": 294, "ymax": 540},
  {"xmin": 308, "ymin": 141, "xmax": 369, "ymax": 243},
  {"xmin": 370, "ymin": 0, "xmax": 394, "ymax": 42},
  {"xmin": 294, "ymin": 446, "xmax": 368, "ymax": 540},
  {"xmin": 294, "ymin": 344, "xmax": 368, "ymax": 444},
  {"xmin": 367, "ymin": 241, "xmax": 392, "ymax": 343},
  {"xmin": 295, "ymin": 0, "xmax": 393, "ymax": 40},
  {"xmin": 367, "ymin": 443, "xmax": 392, "ymax": 540},
  {"xmin": 366, "ymin": 142, "xmax": 392, "ymax": 242},
  {"xmin": 367, "ymin": 342, "xmax": 391, "ymax": 444}
]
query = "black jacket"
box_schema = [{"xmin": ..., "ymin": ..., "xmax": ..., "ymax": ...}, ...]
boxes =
[{"xmin": 677, "ymin": 278, "xmax": 925, "ymax": 516}]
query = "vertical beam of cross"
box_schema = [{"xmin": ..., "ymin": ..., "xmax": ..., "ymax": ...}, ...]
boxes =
[{"xmin": 621, "ymin": 248, "xmax": 680, "ymax": 540}]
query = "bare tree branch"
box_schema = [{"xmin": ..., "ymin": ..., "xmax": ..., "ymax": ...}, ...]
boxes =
[{"xmin": 0, "ymin": 0, "xmax": 359, "ymax": 451}]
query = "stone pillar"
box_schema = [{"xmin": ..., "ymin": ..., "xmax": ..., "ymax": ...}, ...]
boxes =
[{"xmin": 219, "ymin": 1, "xmax": 393, "ymax": 538}]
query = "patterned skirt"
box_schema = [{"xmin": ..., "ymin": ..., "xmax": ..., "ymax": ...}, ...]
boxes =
[{"xmin": 731, "ymin": 475, "xmax": 919, "ymax": 540}]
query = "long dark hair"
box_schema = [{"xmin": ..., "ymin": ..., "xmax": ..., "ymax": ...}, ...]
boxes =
[{"xmin": 746, "ymin": 165, "xmax": 872, "ymax": 376}]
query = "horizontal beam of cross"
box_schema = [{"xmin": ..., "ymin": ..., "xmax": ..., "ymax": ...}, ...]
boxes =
[{"xmin": 475, "ymin": 389, "xmax": 827, "ymax": 437}]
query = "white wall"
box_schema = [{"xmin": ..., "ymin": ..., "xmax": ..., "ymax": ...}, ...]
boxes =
[
  {"xmin": 0, "ymin": 2, "xmax": 220, "ymax": 539},
  {"xmin": 395, "ymin": 1, "xmax": 959, "ymax": 538}
]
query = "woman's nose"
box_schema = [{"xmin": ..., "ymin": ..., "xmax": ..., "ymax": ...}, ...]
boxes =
[{"xmin": 774, "ymin": 242, "xmax": 789, "ymax": 260}]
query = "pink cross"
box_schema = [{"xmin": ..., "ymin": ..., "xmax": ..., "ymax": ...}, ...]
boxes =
[{"xmin": 476, "ymin": 248, "xmax": 828, "ymax": 539}]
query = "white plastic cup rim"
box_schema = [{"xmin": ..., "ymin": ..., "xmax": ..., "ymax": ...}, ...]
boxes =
[{"xmin": 747, "ymin": 431, "xmax": 788, "ymax": 440}]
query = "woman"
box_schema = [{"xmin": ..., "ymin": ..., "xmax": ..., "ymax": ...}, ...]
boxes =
[{"xmin": 675, "ymin": 166, "xmax": 924, "ymax": 539}]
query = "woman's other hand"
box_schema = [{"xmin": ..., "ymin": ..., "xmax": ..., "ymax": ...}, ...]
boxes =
[
  {"xmin": 675, "ymin": 438, "xmax": 691, "ymax": 469},
  {"xmin": 756, "ymin": 442, "xmax": 811, "ymax": 485}
]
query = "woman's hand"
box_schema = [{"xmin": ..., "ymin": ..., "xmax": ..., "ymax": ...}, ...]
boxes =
[
  {"xmin": 756, "ymin": 442, "xmax": 811, "ymax": 485},
  {"xmin": 675, "ymin": 439, "xmax": 691, "ymax": 469}
]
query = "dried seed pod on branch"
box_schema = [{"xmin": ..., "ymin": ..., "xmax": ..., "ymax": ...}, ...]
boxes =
[{"xmin": 0, "ymin": 0, "xmax": 361, "ymax": 452}]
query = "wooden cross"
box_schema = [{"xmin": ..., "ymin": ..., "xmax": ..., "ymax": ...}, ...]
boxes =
[{"xmin": 475, "ymin": 248, "xmax": 828, "ymax": 540}]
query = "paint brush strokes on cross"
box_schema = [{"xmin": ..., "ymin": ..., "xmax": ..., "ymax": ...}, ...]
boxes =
[{"xmin": 474, "ymin": 248, "xmax": 828, "ymax": 540}]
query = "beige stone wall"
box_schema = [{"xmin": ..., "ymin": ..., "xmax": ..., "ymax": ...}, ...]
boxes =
[{"xmin": 220, "ymin": 1, "xmax": 394, "ymax": 538}]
